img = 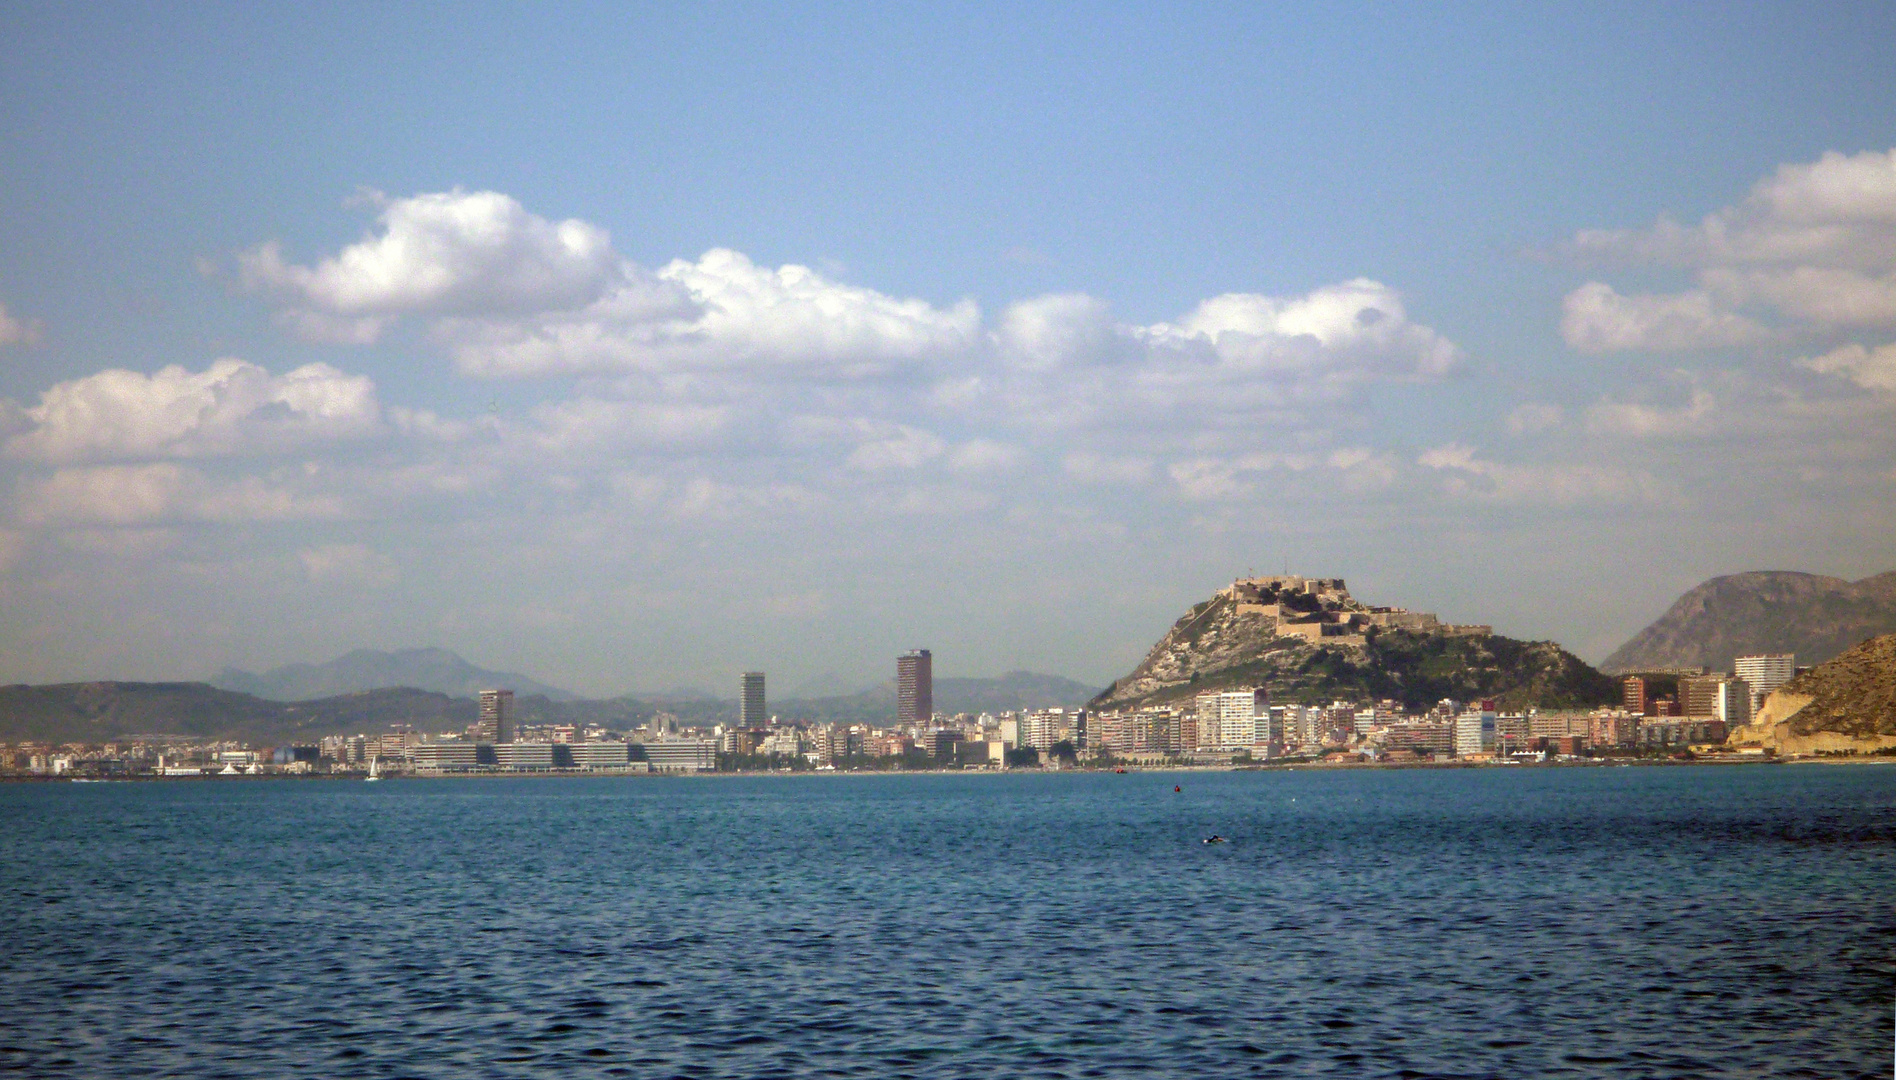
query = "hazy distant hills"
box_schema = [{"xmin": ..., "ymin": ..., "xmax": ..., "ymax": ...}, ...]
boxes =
[
  {"xmin": 211, "ymin": 648, "xmax": 577, "ymax": 702},
  {"xmin": 1602, "ymin": 571, "xmax": 1896, "ymax": 673},
  {"xmin": 1, "ymin": 667, "xmax": 1102, "ymax": 745},
  {"xmin": 0, "ymin": 683, "xmax": 476, "ymax": 745},
  {"xmin": 936, "ymin": 672, "xmax": 1100, "ymax": 713}
]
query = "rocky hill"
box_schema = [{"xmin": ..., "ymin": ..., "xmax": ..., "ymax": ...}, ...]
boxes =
[
  {"xmin": 0, "ymin": 682, "xmax": 477, "ymax": 745},
  {"xmin": 1093, "ymin": 576, "xmax": 1614, "ymax": 712},
  {"xmin": 1602, "ymin": 571, "xmax": 1896, "ymax": 673},
  {"xmin": 1728, "ymin": 634, "xmax": 1896, "ymax": 754},
  {"xmin": 212, "ymin": 647, "xmax": 575, "ymax": 702}
]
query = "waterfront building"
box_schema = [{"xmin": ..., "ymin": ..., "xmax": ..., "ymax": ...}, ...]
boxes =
[
  {"xmin": 1454, "ymin": 707, "xmax": 1497, "ymax": 755},
  {"xmin": 411, "ymin": 743, "xmax": 480, "ymax": 771},
  {"xmin": 1621, "ymin": 676, "xmax": 1647, "ymax": 715},
  {"xmin": 741, "ymin": 671, "xmax": 768, "ymax": 727},
  {"xmin": 1381, "ymin": 722, "xmax": 1455, "ymax": 754},
  {"xmin": 719, "ymin": 728, "xmax": 760, "ymax": 755},
  {"xmin": 1715, "ymin": 678, "xmax": 1752, "ymax": 728},
  {"xmin": 1195, "ymin": 688, "xmax": 1267, "ymax": 748},
  {"xmin": 759, "ymin": 730, "xmax": 803, "ymax": 757},
  {"xmin": 1733, "ymin": 654, "xmax": 1794, "ymax": 710},
  {"xmin": 1023, "ymin": 709, "xmax": 1066, "ymax": 751},
  {"xmin": 1638, "ymin": 717, "xmax": 1728, "ymax": 748},
  {"xmin": 867, "ymin": 733, "xmax": 913, "ymax": 759},
  {"xmin": 897, "ymin": 649, "xmax": 933, "ymax": 726},
  {"xmin": 928, "ymin": 729, "xmax": 962, "ymax": 763},
  {"xmin": 494, "ymin": 742, "xmax": 555, "ymax": 771},
  {"xmin": 1530, "ymin": 713, "xmax": 1586, "ymax": 739},
  {"xmin": 567, "ymin": 742, "xmax": 630, "ymax": 769},
  {"xmin": 642, "ymin": 738, "xmax": 717, "ymax": 772},
  {"xmin": 1589, "ymin": 712, "xmax": 1639, "ymax": 747},
  {"xmin": 477, "ymin": 689, "xmax": 514, "ymax": 744},
  {"xmin": 1679, "ymin": 676, "xmax": 1725, "ymax": 718}
]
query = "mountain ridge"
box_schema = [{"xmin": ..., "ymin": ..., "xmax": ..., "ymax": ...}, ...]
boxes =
[
  {"xmin": 0, "ymin": 682, "xmax": 478, "ymax": 746},
  {"xmin": 1602, "ymin": 571, "xmax": 1896, "ymax": 673},
  {"xmin": 211, "ymin": 647, "xmax": 577, "ymax": 702}
]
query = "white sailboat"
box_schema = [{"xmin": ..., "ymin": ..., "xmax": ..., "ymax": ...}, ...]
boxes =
[{"xmin": 365, "ymin": 755, "xmax": 382, "ymax": 782}]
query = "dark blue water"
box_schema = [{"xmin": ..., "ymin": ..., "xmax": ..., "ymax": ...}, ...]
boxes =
[{"xmin": 1, "ymin": 766, "xmax": 1891, "ymax": 1078}]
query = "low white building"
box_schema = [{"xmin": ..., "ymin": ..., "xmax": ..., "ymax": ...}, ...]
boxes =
[{"xmin": 642, "ymin": 738, "xmax": 717, "ymax": 772}]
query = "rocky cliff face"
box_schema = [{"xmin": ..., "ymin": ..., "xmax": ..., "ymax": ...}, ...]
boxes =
[
  {"xmin": 1094, "ymin": 578, "xmax": 1613, "ymax": 712},
  {"xmin": 1729, "ymin": 634, "xmax": 1896, "ymax": 754},
  {"xmin": 1603, "ymin": 571, "xmax": 1896, "ymax": 673}
]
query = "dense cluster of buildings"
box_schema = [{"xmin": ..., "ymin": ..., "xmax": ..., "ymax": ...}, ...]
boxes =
[{"xmin": 2, "ymin": 650, "xmax": 1802, "ymax": 780}]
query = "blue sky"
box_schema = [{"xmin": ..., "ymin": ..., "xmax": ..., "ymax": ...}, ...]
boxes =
[{"xmin": 2, "ymin": 3, "xmax": 1894, "ymax": 695}]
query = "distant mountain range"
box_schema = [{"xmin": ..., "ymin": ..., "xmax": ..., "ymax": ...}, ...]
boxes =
[
  {"xmin": 1602, "ymin": 571, "xmax": 1896, "ymax": 673},
  {"xmin": 936, "ymin": 672, "xmax": 1100, "ymax": 713},
  {"xmin": 0, "ymin": 683, "xmax": 478, "ymax": 746},
  {"xmin": 4, "ymin": 657, "xmax": 1100, "ymax": 745},
  {"xmin": 211, "ymin": 648, "xmax": 577, "ymax": 702}
]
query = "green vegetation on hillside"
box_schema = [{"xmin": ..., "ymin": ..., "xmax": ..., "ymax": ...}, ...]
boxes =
[{"xmin": 1099, "ymin": 629, "xmax": 1617, "ymax": 712}]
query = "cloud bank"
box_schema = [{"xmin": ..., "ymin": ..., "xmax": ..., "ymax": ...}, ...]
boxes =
[{"xmin": 1561, "ymin": 149, "xmax": 1896, "ymax": 354}]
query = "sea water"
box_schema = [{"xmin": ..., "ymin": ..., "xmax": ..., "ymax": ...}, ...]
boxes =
[{"xmin": 1, "ymin": 765, "xmax": 1891, "ymax": 1078}]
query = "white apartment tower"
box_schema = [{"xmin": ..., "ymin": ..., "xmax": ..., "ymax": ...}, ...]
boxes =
[
  {"xmin": 1195, "ymin": 688, "xmax": 1268, "ymax": 749},
  {"xmin": 1732, "ymin": 654, "xmax": 1795, "ymax": 710}
]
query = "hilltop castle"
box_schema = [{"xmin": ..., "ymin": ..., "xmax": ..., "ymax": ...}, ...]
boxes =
[{"xmin": 1218, "ymin": 575, "xmax": 1490, "ymax": 647}]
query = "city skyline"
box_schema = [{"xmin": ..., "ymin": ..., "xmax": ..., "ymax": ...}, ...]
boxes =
[{"xmin": 2, "ymin": 5, "xmax": 1895, "ymax": 696}]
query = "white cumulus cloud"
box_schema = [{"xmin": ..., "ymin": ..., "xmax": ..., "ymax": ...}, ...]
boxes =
[
  {"xmin": 1561, "ymin": 149, "xmax": 1896, "ymax": 353},
  {"xmin": 1158, "ymin": 278, "xmax": 1459, "ymax": 380},
  {"xmin": 1560, "ymin": 282, "xmax": 1768, "ymax": 353},
  {"xmin": 4, "ymin": 359, "xmax": 381, "ymax": 464},
  {"xmin": 241, "ymin": 189, "xmax": 626, "ymax": 340},
  {"xmin": 1802, "ymin": 341, "xmax": 1896, "ymax": 392},
  {"xmin": 445, "ymin": 248, "xmax": 982, "ymax": 378}
]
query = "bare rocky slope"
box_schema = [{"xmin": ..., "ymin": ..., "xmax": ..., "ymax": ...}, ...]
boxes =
[
  {"xmin": 1729, "ymin": 633, "xmax": 1896, "ymax": 754},
  {"xmin": 1093, "ymin": 577, "xmax": 1614, "ymax": 712},
  {"xmin": 1603, "ymin": 571, "xmax": 1896, "ymax": 673}
]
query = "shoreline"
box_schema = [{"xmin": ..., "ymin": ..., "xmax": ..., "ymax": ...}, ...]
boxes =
[{"xmin": 6, "ymin": 754, "xmax": 1858, "ymax": 784}]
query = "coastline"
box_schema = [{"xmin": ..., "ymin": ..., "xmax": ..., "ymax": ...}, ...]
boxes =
[{"xmin": 6, "ymin": 754, "xmax": 1832, "ymax": 784}]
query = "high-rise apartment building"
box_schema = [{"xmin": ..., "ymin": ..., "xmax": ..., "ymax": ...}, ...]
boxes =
[
  {"xmin": 740, "ymin": 672, "xmax": 767, "ymax": 727},
  {"xmin": 476, "ymin": 689, "xmax": 514, "ymax": 744},
  {"xmin": 1195, "ymin": 688, "xmax": 1268, "ymax": 748},
  {"xmin": 1681, "ymin": 675, "xmax": 1753, "ymax": 726},
  {"xmin": 1732, "ymin": 654, "xmax": 1794, "ymax": 709},
  {"xmin": 1678, "ymin": 675, "xmax": 1725, "ymax": 718},
  {"xmin": 896, "ymin": 649, "xmax": 933, "ymax": 726},
  {"xmin": 1715, "ymin": 678, "xmax": 1752, "ymax": 728},
  {"xmin": 1621, "ymin": 676, "xmax": 1647, "ymax": 715},
  {"xmin": 1454, "ymin": 706, "xmax": 1497, "ymax": 756}
]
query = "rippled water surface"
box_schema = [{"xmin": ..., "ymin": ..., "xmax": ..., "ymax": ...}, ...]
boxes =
[{"xmin": 2, "ymin": 766, "xmax": 1892, "ymax": 1078}]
